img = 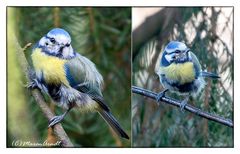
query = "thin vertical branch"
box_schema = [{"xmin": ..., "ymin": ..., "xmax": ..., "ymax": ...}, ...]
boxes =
[
  {"xmin": 53, "ymin": 7, "xmax": 60, "ymax": 27},
  {"xmin": 86, "ymin": 7, "xmax": 94, "ymax": 34}
]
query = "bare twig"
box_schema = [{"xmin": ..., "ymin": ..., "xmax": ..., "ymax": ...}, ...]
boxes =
[
  {"xmin": 132, "ymin": 86, "xmax": 233, "ymax": 128},
  {"xmin": 16, "ymin": 42, "xmax": 74, "ymax": 147}
]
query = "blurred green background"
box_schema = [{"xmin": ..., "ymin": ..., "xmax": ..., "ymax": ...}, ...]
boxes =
[
  {"xmin": 7, "ymin": 7, "xmax": 131, "ymax": 147},
  {"xmin": 132, "ymin": 7, "xmax": 233, "ymax": 147}
]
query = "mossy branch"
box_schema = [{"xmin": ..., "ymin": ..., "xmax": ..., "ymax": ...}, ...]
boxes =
[
  {"xmin": 132, "ymin": 86, "xmax": 233, "ymax": 128},
  {"xmin": 16, "ymin": 42, "xmax": 74, "ymax": 147}
]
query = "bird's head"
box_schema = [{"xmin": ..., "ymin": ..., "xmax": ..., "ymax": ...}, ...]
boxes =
[
  {"xmin": 38, "ymin": 28, "xmax": 75, "ymax": 59},
  {"xmin": 161, "ymin": 41, "xmax": 192, "ymax": 66}
]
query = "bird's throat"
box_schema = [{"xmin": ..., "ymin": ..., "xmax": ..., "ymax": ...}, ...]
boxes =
[{"xmin": 31, "ymin": 48, "xmax": 69, "ymax": 86}]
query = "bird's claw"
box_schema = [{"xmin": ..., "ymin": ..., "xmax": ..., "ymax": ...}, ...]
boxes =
[
  {"xmin": 26, "ymin": 78, "xmax": 48, "ymax": 94},
  {"xmin": 48, "ymin": 115, "xmax": 65, "ymax": 128},
  {"xmin": 156, "ymin": 89, "xmax": 168, "ymax": 102},
  {"xmin": 48, "ymin": 109, "xmax": 71, "ymax": 127},
  {"xmin": 26, "ymin": 78, "xmax": 38, "ymax": 89},
  {"xmin": 180, "ymin": 98, "xmax": 188, "ymax": 112}
]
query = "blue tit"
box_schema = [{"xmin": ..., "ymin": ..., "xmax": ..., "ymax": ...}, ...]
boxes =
[
  {"xmin": 156, "ymin": 41, "xmax": 219, "ymax": 110},
  {"xmin": 29, "ymin": 28, "xmax": 129, "ymax": 139}
]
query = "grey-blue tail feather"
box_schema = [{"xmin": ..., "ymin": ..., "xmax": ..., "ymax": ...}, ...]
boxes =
[
  {"xmin": 98, "ymin": 110, "xmax": 129, "ymax": 139},
  {"xmin": 200, "ymin": 71, "xmax": 220, "ymax": 79}
]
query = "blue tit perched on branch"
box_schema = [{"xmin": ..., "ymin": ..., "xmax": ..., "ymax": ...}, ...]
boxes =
[
  {"xmin": 29, "ymin": 28, "xmax": 129, "ymax": 139},
  {"xmin": 156, "ymin": 41, "xmax": 220, "ymax": 110}
]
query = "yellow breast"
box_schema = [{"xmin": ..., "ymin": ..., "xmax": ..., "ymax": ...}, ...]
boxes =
[
  {"xmin": 31, "ymin": 48, "xmax": 69, "ymax": 86},
  {"xmin": 160, "ymin": 62, "xmax": 195, "ymax": 84}
]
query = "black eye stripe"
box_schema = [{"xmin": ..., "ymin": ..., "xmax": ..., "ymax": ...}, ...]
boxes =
[
  {"xmin": 45, "ymin": 36, "xmax": 56, "ymax": 43},
  {"xmin": 166, "ymin": 52, "xmax": 176, "ymax": 55},
  {"xmin": 175, "ymin": 50, "xmax": 181, "ymax": 53},
  {"xmin": 45, "ymin": 36, "xmax": 70, "ymax": 47},
  {"xmin": 50, "ymin": 38, "xmax": 56, "ymax": 43}
]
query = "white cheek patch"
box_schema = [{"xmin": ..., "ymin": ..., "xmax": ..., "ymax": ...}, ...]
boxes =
[
  {"xmin": 62, "ymin": 45, "xmax": 75, "ymax": 58},
  {"xmin": 62, "ymin": 47, "xmax": 69, "ymax": 58},
  {"xmin": 165, "ymin": 54, "xmax": 173, "ymax": 62}
]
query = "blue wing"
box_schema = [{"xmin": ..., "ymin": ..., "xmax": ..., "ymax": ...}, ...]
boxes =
[
  {"xmin": 190, "ymin": 51, "xmax": 220, "ymax": 79},
  {"xmin": 64, "ymin": 53, "xmax": 110, "ymax": 111},
  {"xmin": 64, "ymin": 53, "xmax": 103, "ymax": 94},
  {"xmin": 190, "ymin": 51, "xmax": 202, "ymax": 78},
  {"xmin": 64, "ymin": 53, "xmax": 129, "ymax": 139}
]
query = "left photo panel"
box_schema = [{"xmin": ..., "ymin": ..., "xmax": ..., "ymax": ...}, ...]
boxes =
[{"xmin": 7, "ymin": 7, "xmax": 131, "ymax": 147}]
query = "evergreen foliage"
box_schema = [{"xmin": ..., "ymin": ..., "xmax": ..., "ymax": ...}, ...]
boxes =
[
  {"xmin": 132, "ymin": 7, "xmax": 233, "ymax": 147},
  {"xmin": 8, "ymin": 7, "xmax": 131, "ymax": 147}
]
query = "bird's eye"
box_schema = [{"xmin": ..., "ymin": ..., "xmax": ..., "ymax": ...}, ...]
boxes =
[
  {"xmin": 65, "ymin": 43, "xmax": 70, "ymax": 47},
  {"xmin": 45, "ymin": 42, "xmax": 48, "ymax": 46},
  {"xmin": 50, "ymin": 38, "xmax": 56, "ymax": 44}
]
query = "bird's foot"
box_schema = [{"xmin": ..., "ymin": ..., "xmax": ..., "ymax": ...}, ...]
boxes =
[
  {"xmin": 26, "ymin": 78, "xmax": 39, "ymax": 89},
  {"xmin": 26, "ymin": 78, "xmax": 48, "ymax": 94},
  {"xmin": 48, "ymin": 109, "xmax": 71, "ymax": 127},
  {"xmin": 26, "ymin": 69, "xmax": 38, "ymax": 89},
  {"xmin": 48, "ymin": 115, "xmax": 65, "ymax": 127},
  {"xmin": 180, "ymin": 97, "xmax": 189, "ymax": 112},
  {"xmin": 156, "ymin": 89, "xmax": 168, "ymax": 102}
]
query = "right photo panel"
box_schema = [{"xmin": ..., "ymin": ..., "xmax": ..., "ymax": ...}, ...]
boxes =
[{"xmin": 132, "ymin": 7, "xmax": 233, "ymax": 147}]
